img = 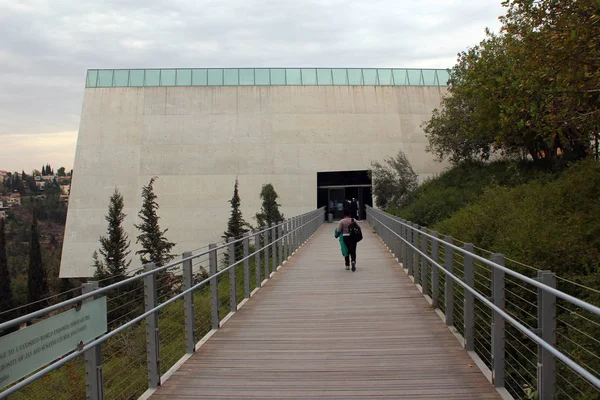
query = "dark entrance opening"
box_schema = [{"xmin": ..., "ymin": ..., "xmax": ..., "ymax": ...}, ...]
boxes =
[{"xmin": 317, "ymin": 170, "xmax": 372, "ymax": 220}]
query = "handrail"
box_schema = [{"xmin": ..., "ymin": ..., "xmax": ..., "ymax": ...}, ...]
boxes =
[
  {"xmin": 0, "ymin": 208, "xmax": 323, "ymax": 332},
  {"xmin": 366, "ymin": 206, "xmax": 600, "ymax": 392},
  {"xmin": 0, "ymin": 207, "xmax": 326, "ymax": 397},
  {"xmin": 375, "ymin": 209, "xmax": 600, "ymax": 318}
]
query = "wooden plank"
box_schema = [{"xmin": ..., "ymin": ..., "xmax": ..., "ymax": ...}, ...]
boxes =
[{"xmin": 150, "ymin": 222, "xmax": 500, "ymax": 399}]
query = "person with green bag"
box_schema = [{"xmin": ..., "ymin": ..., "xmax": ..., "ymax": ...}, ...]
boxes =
[{"xmin": 334, "ymin": 208, "xmax": 360, "ymax": 271}]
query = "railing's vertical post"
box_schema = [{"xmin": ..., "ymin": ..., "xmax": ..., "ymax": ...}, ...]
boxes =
[
  {"xmin": 463, "ymin": 243, "xmax": 475, "ymax": 352},
  {"xmin": 83, "ymin": 281, "xmax": 103, "ymax": 400},
  {"xmin": 421, "ymin": 228, "xmax": 428, "ymax": 295},
  {"xmin": 537, "ymin": 270, "xmax": 556, "ymax": 399},
  {"xmin": 271, "ymin": 223, "xmax": 277, "ymax": 273},
  {"xmin": 182, "ymin": 252, "xmax": 195, "ymax": 354},
  {"xmin": 264, "ymin": 225, "xmax": 270, "ymax": 279},
  {"xmin": 444, "ymin": 236, "xmax": 454, "ymax": 326},
  {"xmin": 254, "ymin": 231, "xmax": 261, "ymax": 288},
  {"xmin": 278, "ymin": 223, "xmax": 283, "ymax": 268},
  {"xmin": 143, "ymin": 263, "xmax": 160, "ymax": 389},
  {"xmin": 431, "ymin": 232, "xmax": 439, "ymax": 308},
  {"xmin": 228, "ymin": 238, "xmax": 237, "ymax": 312},
  {"xmin": 284, "ymin": 220, "xmax": 289, "ymax": 260},
  {"xmin": 397, "ymin": 219, "xmax": 403, "ymax": 264},
  {"xmin": 413, "ymin": 224, "xmax": 420, "ymax": 283},
  {"xmin": 209, "ymin": 244, "xmax": 219, "ymax": 329},
  {"xmin": 492, "ymin": 253, "xmax": 506, "ymax": 389},
  {"xmin": 407, "ymin": 223, "xmax": 413, "ymax": 276},
  {"xmin": 243, "ymin": 233, "xmax": 250, "ymax": 299}
]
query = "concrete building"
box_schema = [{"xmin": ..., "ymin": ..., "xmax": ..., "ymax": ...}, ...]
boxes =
[{"xmin": 60, "ymin": 68, "xmax": 450, "ymax": 277}]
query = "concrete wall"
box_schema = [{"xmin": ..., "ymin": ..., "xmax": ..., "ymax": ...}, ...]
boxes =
[{"xmin": 60, "ymin": 85, "xmax": 448, "ymax": 277}]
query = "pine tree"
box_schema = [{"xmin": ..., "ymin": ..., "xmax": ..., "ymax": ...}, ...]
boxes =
[
  {"xmin": 255, "ymin": 183, "xmax": 284, "ymax": 228},
  {"xmin": 135, "ymin": 178, "xmax": 175, "ymax": 267},
  {"xmin": 223, "ymin": 178, "xmax": 250, "ymax": 264},
  {"xmin": 27, "ymin": 215, "xmax": 48, "ymax": 314},
  {"xmin": 0, "ymin": 218, "xmax": 17, "ymax": 329},
  {"xmin": 41, "ymin": 165, "xmax": 46, "ymax": 176},
  {"xmin": 94, "ymin": 189, "xmax": 131, "ymax": 286}
]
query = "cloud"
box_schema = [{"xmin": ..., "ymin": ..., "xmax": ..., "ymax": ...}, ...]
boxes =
[{"xmin": 0, "ymin": 0, "xmax": 506, "ymax": 169}]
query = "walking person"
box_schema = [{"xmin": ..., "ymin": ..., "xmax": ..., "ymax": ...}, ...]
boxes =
[
  {"xmin": 350, "ymin": 198, "xmax": 358, "ymax": 221},
  {"xmin": 334, "ymin": 208, "xmax": 360, "ymax": 271}
]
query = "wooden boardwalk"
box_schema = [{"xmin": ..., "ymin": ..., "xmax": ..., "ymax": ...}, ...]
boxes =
[{"xmin": 150, "ymin": 222, "xmax": 500, "ymax": 399}]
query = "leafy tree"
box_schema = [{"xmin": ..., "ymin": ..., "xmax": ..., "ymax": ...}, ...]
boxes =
[
  {"xmin": 424, "ymin": 0, "xmax": 599, "ymax": 164},
  {"xmin": 57, "ymin": 167, "xmax": 66, "ymax": 177},
  {"xmin": 94, "ymin": 189, "xmax": 131, "ymax": 285},
  {"xmin": 27, "ymin": 215, "xmax": 48, "ymax": 314},
  {"xmin": 223, "ymin": 178, "xmax": 250, "ymax": 264},
  {"xmin": 0, "ymin": 219, "xmax": 17, "ymax": 329},
  {"xmin": 255, "ymin": 183, "xmax": 284, "ymax": 228},
  {"xmin": 135, "ymin": 178, "xmax": 175, "ymax": 267},
  {"xmin": 370, "ymin": 150, "xmax": 418, "ymax": 210}
]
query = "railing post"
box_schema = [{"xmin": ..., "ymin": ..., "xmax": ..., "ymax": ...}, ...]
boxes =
[
  {"xmin": 243, "ymin": 233, "xmax": 250, "ymax": 299},
  {"xmin": 264, "ymin": 225, "xmax": 270, "ymax": 279},
  {"xmin": 492, "ymin": 253, "xmax": 506, "ymax": 388},
  {"xmin": 431, "ymin": 232, "xmax": 439, "ymax": 308},
  {"xmin": 144, "ymin": 263, "xmax": 160, "ymax": 389},
  {"xmin": 444, "ymin": 236, "xmax": 454, "ymax": 327},
  {"xmin": 283, "ymin": 220, "xmax": 288, "ymax": 260},
  {"xmin": 271, "ymin": 223, "xmax": 277, "ymax": 274},
  {"xmin": 182, "ymin": 251, "xmax": 195, "ymax": 354},
  {"xmin": 463, "ymin": 243, "xmax": 475, "ymax": 352},
  {"xmin": 537, "ymin": 270, "xmax": 556, "ymax": 399},
  {"xmin": 209, "ymin": 244, "xmax": 219, "ymax": 329},
  {"xmin": 228, "ymin": 238, "xmax": 237, "ymax": 312},
  {"xmin": 292, "ymin": 217, "xmax": 297, "ymax": 253},
  {"xmin": 397, "ymin": 219, "xmax": 403, "ymax": 264},
  {"xmin": 421, "ymin": 228, "xmax": 428, "ymax": 295},
  {"xmin": 254, "ymin": 230, "xmax": 261, "ymax": 288},
  {"xmin": 413, "ymin": 224, "xmax": 420, "ymax": 283},
  {"xmin": 407, "ymin": 223, "xmax": 414, "ymax": 276},
  {"xmin": 83, "ymin": 281, "xmax": 103, "ymax": 400},
  {"xmin": 278, "ymin": 223, "xmax": 283, "ymax": 268}
]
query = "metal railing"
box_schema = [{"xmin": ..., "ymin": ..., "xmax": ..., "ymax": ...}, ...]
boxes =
[
  {"xmin": 366, "ymin": 206, "xmax": 600, "ymax": 400},
  {"xmin": 0, "ymin": 208, "xmax": 326, "ymax": 400}
]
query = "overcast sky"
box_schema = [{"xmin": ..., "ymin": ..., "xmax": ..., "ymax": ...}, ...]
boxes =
[{"xmin": 0, "ymin": 0, "xmax": 506, "ymax": 173}]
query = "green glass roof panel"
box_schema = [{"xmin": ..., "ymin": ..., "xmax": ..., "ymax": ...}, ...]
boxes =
[
  {"xmin": 392, "ymin": 69, "xmax": 407, "ymax": 86},
  {"xmin": 347, "ymin": 69, "xmax": 362, "ymax": 85},
  {"xmin": 301, "ymin": 69, "xmax": 317, "ymax": 85},
  {"xmin": 239, "ymin": 69, "xmax": 254, "ymax": 85},
  {"xmin": 192, "ymin": 69, "xmax": 207, "ymax": 86},
  {"xmin": 86, "ymin": 70, "xmax": 98, "ymax": 87},
  {"xmin": 129, "ymin": 70, "xmax": 144, "ymax": 86},
  {"xmin": 406, "ymin": 70, "xmax": 421, "ymax": 86},
  {"xmin": 422, "ymin": 70, "xmax": 436, "ymax": 86},
  {"xmin": 332, "ymin": 69, "xmax": 348, "ymax": 85},
  {"xmin": 223, "ymin": 69, "xmax": 239, "ymax": 85},
  {"xmin": 176, "ymin": 69, "xmax": 192, "ymax": 86},
  {"xmin": 362, "ymin": 69, "xmax": 378, "ymax": 85},
  {"xmin": 207, "ymin": 69, "xmax": 223, "ymax": 85},
  {"xmin": 270, "ymin": 69, "xmax": 285, "ymax": 85},
  {"xmin": 437, "ymin": 69, "xmax": 450, "ymax": 86},
  {"xmin": 97, "ymin": 70, "xmax": 114, "ymax": 87},
  {"xmin": 255, "ymin": 69, "xmax": 270, "ymax": 85},
  {"xmin": 377, "ymin": 69, "xmax": 393, "ymax": 85},
  {"xmin": 113, "ymin": 70, "xmax": 128, "ymax": 87},
  {"xmin": 286, "ymin": 68, "xmax": 301, "ymax": 85},
  {"xmin": 160, "ymin": 69, "xmax": 176, "ymax": 86},
  {"xmin": 144, "ymin": 70, "xmax": 160, "ymax": 86},
  {"xmin": 317, "ymin": 69, "xmax": 333, "ymax": 85}
]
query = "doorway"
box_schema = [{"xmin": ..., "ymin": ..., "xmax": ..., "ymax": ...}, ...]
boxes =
[{"xmin": 317, "ymin": 170, "xmax": 372, "ymax": 220}]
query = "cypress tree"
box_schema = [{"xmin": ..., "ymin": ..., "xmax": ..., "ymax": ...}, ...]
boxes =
[
  {"xmin": 94, "ymin": 189, "xmax": 131, "ymax": 286},
  {"xmin": 223, "ymin": 178, "xmax": 250, "ymax": 263},
  {"xmin": 135, "ymin": 178, "xmax": 175, "ymax": 267},
  {"xmin": 0, "ymin": 219, "xmax": 17, "ymax": 328},
  {"xmin": 27, "ymin": 215, "xmax": 48, "ymax": 314},
  {"xmin": 255, "ymin": 183, "xmax": 284, "ymax": 228}
]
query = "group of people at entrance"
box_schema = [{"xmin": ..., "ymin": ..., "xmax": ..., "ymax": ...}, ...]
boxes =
[
  {"xmin": 329, "ymin": 198, "xmax": 360, "ymax": 220},
  {"xmin": 334, "ymin": 208, "xmax": 362, "ymax": 272}
]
